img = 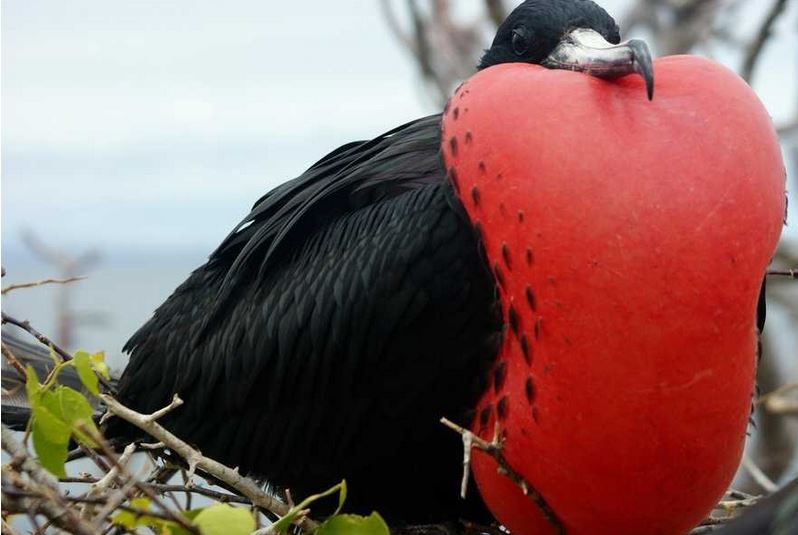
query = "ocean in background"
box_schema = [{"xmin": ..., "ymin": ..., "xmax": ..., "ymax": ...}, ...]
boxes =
[{"xmin": 1, "ymin": 247, "xmax": 207, "ymax": 373}]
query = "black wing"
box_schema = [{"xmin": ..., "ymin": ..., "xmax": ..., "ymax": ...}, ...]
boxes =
[
  {"xmin": 111, "ymin": 114, "xmax": 500, "ymax": 523},
  {"xmin": 1, "ymin": 331, "xmax": 114, "ymax": 430}
]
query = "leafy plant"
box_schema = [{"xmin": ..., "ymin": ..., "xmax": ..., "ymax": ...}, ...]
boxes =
[{"xmin": 24, "ymin": 349, "xmax": 108, "ymax": 477}]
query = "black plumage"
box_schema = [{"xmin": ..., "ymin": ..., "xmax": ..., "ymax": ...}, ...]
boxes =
[
  {"xmin": 109, "ymin": 115, "xmax": 502, "ymax": 522},
  {"xmin": 96, "ymin": 0, "xmax": 685, "ymax": 526},
  {"xmin": 0, "ymin": 0, "xmax": 775, "ymax": 528}
]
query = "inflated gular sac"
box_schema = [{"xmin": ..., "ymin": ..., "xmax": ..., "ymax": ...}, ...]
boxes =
[{"xmin": 442, "ymin": 57, "xmax": 785, "ymax": 535}]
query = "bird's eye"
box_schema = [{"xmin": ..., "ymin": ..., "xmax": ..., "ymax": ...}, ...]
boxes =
[{"xmin": 511, "ymin": 27, "xmax": 530, "ymax": 55}]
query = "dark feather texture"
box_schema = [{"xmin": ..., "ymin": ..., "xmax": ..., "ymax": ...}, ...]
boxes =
[{"xmin": 109, "ymin": 114, "xmax": 502, "ymax": 522}]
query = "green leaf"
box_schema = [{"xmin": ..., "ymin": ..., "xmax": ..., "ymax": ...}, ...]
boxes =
[
  {"xmin": 73, "ymin": 351, "xmax": 99, "ymax": 396},
  {"xmin": 31, "ymin": 397, "xmax": 71, "ymax": 443},
  {"xmin": 112, "ymin": 497, "xmax": 181, "ymax": 534},
  {"xmin": 31, "ymin": 415, "xmax": 69, "ymax": 478},
  {"xmin": 315, "ymin": 513, "xmax": 390, "ymax": 535},
  {"xmin": 161, "ymin": 509, "xmax": 206, "ymax": 535},
  {"xmin": 25, "ymin": 365, "xmax": 42, "ymax": 402},
  {"xmin": 271, "ymin": 480, "xmax": 347, "ymax": 533},
  {"xmin": 181, "ymin": 508, "xmax": 205, "ymax": 521},
  {"xmin": 48, "ymin": 346, "xmax": 62, "ymax": 366},
  {"xmin": 36, "ymin": 386, "xmax": 99, "ymax": 447},
  {"xmin": 192, "ymin": 504, "xmax": 254, "ymax": 535},
  {"xmin": 90, "ymin": 351, "xmax": 110, "ymax": 379},
  {"xmin": 334, "ymin": 479, "xmax": 347, "ymax": 516},
  {"xmin": 59, "ymin": 387, "xmax": 101, "ymax": 446},
  {"xmin": 112, "ymin": 497, "xmax": 153, "ymax": 529}
]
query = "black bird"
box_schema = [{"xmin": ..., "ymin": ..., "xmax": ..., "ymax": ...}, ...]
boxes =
[{"xmin": 109, "ymin": 0, "xmax": 654, "ymax": 525}]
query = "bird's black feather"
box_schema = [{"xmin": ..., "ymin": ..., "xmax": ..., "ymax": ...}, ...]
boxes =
[{"xmin": 110, "ymin": 114, "xmax": 501, "ymax": 522}]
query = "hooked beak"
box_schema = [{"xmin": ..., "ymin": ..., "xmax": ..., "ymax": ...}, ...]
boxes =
[{"xmin": 542, "ymin": 29, "xmax": 655, "ymax": 100}]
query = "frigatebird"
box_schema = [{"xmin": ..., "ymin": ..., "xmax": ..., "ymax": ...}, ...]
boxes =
[
  {"xmin": 107, "ymin": 0, "xmax": 657, "ymax": 524},
  {"xmin": 6, "ymin": 0, "xmax": 662, "ymax": 526}
]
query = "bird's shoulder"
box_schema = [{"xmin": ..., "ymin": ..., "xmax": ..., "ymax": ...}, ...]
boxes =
[{"xmin": 210, "ymin": 113, "xmax": 445, "ymax": 287}]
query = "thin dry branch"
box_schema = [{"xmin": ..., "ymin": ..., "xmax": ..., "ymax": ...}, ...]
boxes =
[
  {"xmin": 1, "ymin": 341, "xmax": 28, "ymax": 380},
  {"xmin": 741, "ymin": 456, "xmax": 779, "ymax": 493},
  {"xmin": 1, "ymin": 276, "xmax": 85, "ymax": 296},
  {"xmin": 1, "ymin": 426, "xmax": 101, "ymax": 535},
  {"xmin": 100, "ymin": 394, "xmax": 319, "ymax": 532},
  {"xmin": 0, "ymin": 312, "xmax": 115, "ymax": 393},
  {"xmin": 1, "ymin": 518, "xmax": 23, "ymax": 535},
  {"xmin": 61, "ymin": 475, "xmax": 253, "ymax": 505},
  {"xmin": 767, "ymin": 268, "xmax": 798, "ymax": 279},
  {"xmin": 741, "ymin": 0, "xmax": 790, "ymax": 83},
  {"xmin": 1, "ymin": 487, "xmax": 186, "ymax": 525},
  {"xmin": 757, "ymin": 383, "xmax": 798, "ymax": 415},
  {"xmin": 380, "ymin": 0, "xmax": 417, "ymax": 53},
  {"xmin": 484, "ymin": 0, "xmax": 507, "ymax": 27},
  {"xmin": 80, "ymin": 424, "xmax": 199, "ymax": 535},
  {"xmin": 81, "ymin": 442, "xmax": 137, "ymax": 520},
  {"xmin": 440, "ymin": 417, "xmax": 564, "ymax": 534},
  {"xmin": 1, "ymin": 312, "xmax": 74, "ymax": 362}
]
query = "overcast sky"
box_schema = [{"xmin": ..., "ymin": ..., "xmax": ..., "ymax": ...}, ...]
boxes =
[{"xmin": 2, "ymin": 0, "xmax": 796, "ymax": 256}]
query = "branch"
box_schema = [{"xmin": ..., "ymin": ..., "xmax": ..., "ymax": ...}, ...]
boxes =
[
  {"xmin": 81, "ymin": 442, "xmax": 137, "ymax": 519},
  {"xmin": 1, "ymin": 341, "xmax": 28, "ymax": 380},
  {"xmin": 100, "ymin": 394, "xmax": 319, "ymax": 532},
  {"xmin": 484, "ymin": 0, "xmax": 507, "ymax": 27},
  {"xmin": 757, "ymin": 383, "xmax": 798, "ymax": 415},
  {"xmin": 0, "ymin": 312, "xmax": 115, "ymax": 393},
  {"xmin": 741, "ymin": 0, "xmax": 790, "ymax": 83},
  {"xmin": 1, "ymin": 276, "xmax": 85, "ymax": 296},
  {"xmin": 767, "ymin": 268, "xmax": 798, "ymax": 279},
  {"xmin": 59, "ymin": 475, "xmax": 253, "ymax": 505},
  {"xmin": 1, "ymin": 426, "xmax": 101, "ymax": 535},
  {"xmin": 440, "ymin": 418, "xmax": 564, "ymax": 534},
  {"xmin": 146, "ymin": 483, "xmax": 252, "ymax": 505},
  {"xmin": 741, "ymin": 456, "xmax": 779, "ymax": 493},
  {"xmin": 79, "ymin": 424, "xmax": 199, "ymax": 535},
  {"xmin": 1, "ymin": 487, "xmax": 187, "ymax": 525},
  {"xmin": 1, "ymin": 312, "xmax": 74, "ymax": 362},
  {"xmin": 379, "ymin": 0, "xmax": 417, "ymax": 54}
]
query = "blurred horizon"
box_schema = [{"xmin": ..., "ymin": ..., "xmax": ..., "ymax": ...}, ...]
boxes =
[{"xmin": 2, "ymin": 0, "xmax": 797, "ymax": 358}]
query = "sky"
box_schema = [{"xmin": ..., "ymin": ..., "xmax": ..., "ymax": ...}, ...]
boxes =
[
  {"xmin": 1, "ymin": 0, "xmax": 796, "ymax": 359},
  {"xmin": 2, "ymin": 1, "xmax": 434, "ymax": 254},
  {"xmin": 2, "ymin": 0, "xmax": 796, "ymax": 257}
]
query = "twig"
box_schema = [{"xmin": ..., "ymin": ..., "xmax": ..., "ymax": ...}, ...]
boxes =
[
  {"xmin": 82, "ymin": 442, "xmax": 137, "ymax": 519},
  {"xmin": 767, "ymin": 268, "xmax": 797, "ymax": 279},
  {"xmin": 1, "ymin": 312, "xmax": 73, "ymax": 362},
  {"xmin": 91, "ymin": 475, "xmax": 142, "ymax": 528},
  {"xmin": 741, "ymin": 0, "xmax": 790, "ymax": 82},
  {"xmin": 1, "ymin": 519, "xmax": 23, "ymax": 535},
  {"xmin": 741, "ymin": 456, "xmax": 778, "ymax": 493},
  {"xmin": 756, "ymin": 383, "xmax": 798, "ymax": 410},
  {"xmin": 440, "ymin": 417, "xmax": 564, "ymax": 534},
  {"xmin": 718, "ymin": 496, "xmax": 761, "ymax": 510},
  {"xmin": 1, "ymin": 426, "xmax": 101, "ymax": 535},
  {"xmin": 80, "ymin": 424, "xmax": 200, "ymax": 535},
  {"xmin": 0, "ymin": 312, "xmax": 115, "ymax": 393},
  {"xmin": 727, "ymin": 489, "xmax": 759, "ymax": 500},
  {"xmin": 145, "ymin": 483, "xmax": 251, "ymax": 505},
  {"xmin": 761, "ymin": 394, "xmax": 798, "ymax": 416},
  {"xmin": 1, "ymin": 276, "xmax": 85, "ymax": 295},
  {"xmin": 100, "ymin": 394, "xmax": 318, "ymax": 532},
  {"xmin": 145, "ymin": 394, "xmax": 184, "ymax": 423},
  {"xmin": 379, "ymin": 0, "xmax": 417, "ymax": 53},
  {"xmin": 1, "ymin": 341, "xmax": 28, "ymax": 380},
  {"xmin": 1, "ymin": 486, "xmax": 189, "ymax": 524},
  {"xmin": 484, "ymin": 0, "xmax": 507, "ymax": 27}
]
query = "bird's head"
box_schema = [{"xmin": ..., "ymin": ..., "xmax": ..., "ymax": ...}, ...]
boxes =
[{"xmin": 478, "ymin": 0, "xmax": 654, "ymax": 99}]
